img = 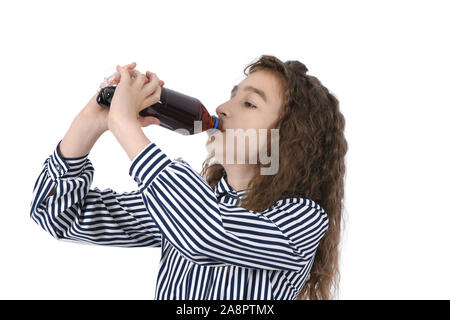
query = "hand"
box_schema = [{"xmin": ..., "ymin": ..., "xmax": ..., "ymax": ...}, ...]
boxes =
[
  {"xmin": 104, "ymin": 62, "xmax": 165, "ymax": 89},
  {"xmin": 79, "ymin": 62, "xmax": 163, "ymax": 133},
  {"xmin": 108, "ymin": 62, "xmax": 163, "ymax": 128}
]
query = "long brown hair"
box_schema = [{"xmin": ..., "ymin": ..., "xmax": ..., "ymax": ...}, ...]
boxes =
[{"xmin": 199, "ymin": 55, "xmax": 348, "ymax": 299}]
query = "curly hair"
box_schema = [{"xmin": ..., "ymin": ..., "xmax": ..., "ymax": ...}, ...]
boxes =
[{"xmin": 199, "ymin": 54, "xmax": 348, "ymax": 300}]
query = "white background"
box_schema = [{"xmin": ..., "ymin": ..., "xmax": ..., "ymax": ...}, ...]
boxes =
[{"xmin": 0, "ymin": 0, "xmax": 449, "ymax": 299}]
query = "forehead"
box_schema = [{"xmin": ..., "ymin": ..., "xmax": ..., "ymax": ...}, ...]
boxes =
[{"xmin": 238, "ymin": 70, "xmax": 283, "ymax": 106}]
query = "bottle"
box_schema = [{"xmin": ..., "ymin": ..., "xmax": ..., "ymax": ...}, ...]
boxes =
[{"xmin": 96, "ymin": 85, "xmax": 222, "ymax": 135}]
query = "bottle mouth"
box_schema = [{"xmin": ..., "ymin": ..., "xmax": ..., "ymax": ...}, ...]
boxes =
[
  {"xmin": 206, "ymin": 116, "xmax": 224, "ymax": 135},
  {"xmin": 212, "ymin": 116, "xmax": 221, "ymax": 133}
]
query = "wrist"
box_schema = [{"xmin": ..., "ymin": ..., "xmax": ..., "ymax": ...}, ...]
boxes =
[
  {"xmin": 59, "ymin": 114, "xmax": 103, "ymax": 159},
  {"xmin": 108, "ymin": 112, "xmax": 139, "ymax": 132},
  {"xmin": 77, "ymin": 112, "xmax": 107, "ymax": 137},
  {"xmin": 108, "ymin": 115, "xmax": 150, "ymax": 162}
]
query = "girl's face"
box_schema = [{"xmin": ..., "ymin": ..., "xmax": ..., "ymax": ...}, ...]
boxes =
[{"xmin": 206, "ymin": 70, "xmax": 284, "ymax": 165}]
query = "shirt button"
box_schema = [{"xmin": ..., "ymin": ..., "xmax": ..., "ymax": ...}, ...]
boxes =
[
  {"xmin": 135, "ymin": 177, "xmax": 141, "ymax": 184},
  {"xmin": 55, "ymin": 164, "xmax": 60, "ymax": 170}
]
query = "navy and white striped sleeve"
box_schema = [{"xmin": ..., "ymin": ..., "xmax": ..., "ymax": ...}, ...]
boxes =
[
  {"xmin": 29, "ymin": 139, "xmax": 162, "ymax": 248},
  {"xmin": 129, "ymin": 141, "xmax": 329, "ymax": 271}
]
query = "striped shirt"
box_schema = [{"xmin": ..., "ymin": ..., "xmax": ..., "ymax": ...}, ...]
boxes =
[{"xmin": 30, "ymin": 139, "xmax": 329, "ymax": 300}]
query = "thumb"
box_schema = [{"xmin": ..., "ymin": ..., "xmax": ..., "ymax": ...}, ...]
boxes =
[{"xmin": 138, "ymin": 115, "xmax": 160, "ymax": 127}]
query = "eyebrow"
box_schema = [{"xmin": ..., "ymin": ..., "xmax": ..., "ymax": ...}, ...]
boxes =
[{"xmin": 231, "ymin": 84, "xmax": 268, "ymax": 103}]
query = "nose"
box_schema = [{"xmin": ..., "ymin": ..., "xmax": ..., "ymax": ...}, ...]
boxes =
[{"xmin": 216, "ymin": 104, "xmax": 229, "ymax": 120}]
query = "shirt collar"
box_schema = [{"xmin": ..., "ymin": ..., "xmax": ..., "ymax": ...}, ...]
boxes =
[{"xmin": 214, "ymin": 172, "xmax": 249, "ymax": 199}]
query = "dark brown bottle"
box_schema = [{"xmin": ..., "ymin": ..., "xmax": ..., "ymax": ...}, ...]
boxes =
[{"xmin": 97, "ymin": 86, "xmax": 222, "ymax": 135}]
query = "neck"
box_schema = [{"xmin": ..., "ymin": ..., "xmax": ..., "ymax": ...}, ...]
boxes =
[{"xmin": 223, "ymin": 164, "xmax": 257, "ymax": 191}]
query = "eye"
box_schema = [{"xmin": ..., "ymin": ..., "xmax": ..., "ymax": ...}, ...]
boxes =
[{"xmin": 244, "ymin": 101, "xmax": 257, "ymax": 108}]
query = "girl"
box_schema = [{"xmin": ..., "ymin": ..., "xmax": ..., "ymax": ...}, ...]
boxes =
[{"xmin": 30, "ymin": 55, "xmax": 347, "ymax": 300}]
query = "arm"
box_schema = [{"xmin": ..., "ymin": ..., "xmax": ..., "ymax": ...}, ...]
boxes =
[
  {"xmin": 108, "ymin": 118, "xmax": 151, "ymax": 162},
  {"xmin": 43, "ymin": 113, "xmax": 103, "ymax": 201},
  {"xmin": 125, "ymin": 139, "xmax": 329, "ymax": 271},
  {"xmin": 31, "ymin": 63, "xmax": 164, "ymax": 247},
  {"xmin": 30, "ymin": 139, "xmax": 162, "ymax": 248}
]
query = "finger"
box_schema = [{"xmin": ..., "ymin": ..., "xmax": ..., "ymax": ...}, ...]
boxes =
[
  {"xmin": 116, "ymin": 65, "xmax": 131, "ymax": 84},
  {"xmin": 151, "ymin": 74, "xmax": 164, "ymax": 87},
  {"xmin": 116, "ymin": 62, "xmax": 137, "ymax": 80},
  {"xmin": 144, "ymin": 72, "xmax": 163, "ymax": 86},
  {"xmin": 105, "ymin": 71, "xmax": 119, "ymax": 85},
  {"xmin": 142, "ymin": 85, "xmax": 162, "ymax": 106},
  {"xmin": 125, "ymin": 62, "xmax": 137, "ymax": 69},
  {"xmin": 147, "ymin": 116, "xmax": 161, "ymax": 126},
  {"xmin": 142, "ymin": 71, "xmax": 161, "ymax": 97},
  {"xmin": 120, "ymin": 63, "xmax": 137, "ymax": 79},
  {"xmin": 145, "ymin": 71, "xmax": 152, "ymax": 84},
  {"xmin": 144, "ymin": 71, "xmax": 163, "ymax": 87},
  {"xmin": 150, "ymin": 71, "xmax": 164, "ymax": 86},
  {"xmin": 138, "ymin": 115, "xmax": 160, "ymax": 127},
  {"xmin": 133, "ymin": 71, "xmax": 147, "ymax": 88},
  {"xmin": 103, "ymin": 63, "xmax": 136, "ymax": 87}
]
